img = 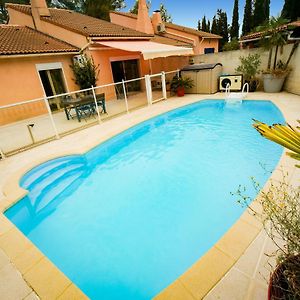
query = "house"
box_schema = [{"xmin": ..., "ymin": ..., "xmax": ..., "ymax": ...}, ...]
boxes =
[
  {"xmin": 110, "ymin": 5, "xmax": 222, "ymax": 55},
  {"xmin": 0, "ymin": 24, "xmax": 79, "ymax": 124},
  {"xmin": 3, "ymin": 0, "xmax": 192, "ymax": 101},
  {"xmin": 240, "ymin": 20, "xmax": 300, "ymax": 48}
]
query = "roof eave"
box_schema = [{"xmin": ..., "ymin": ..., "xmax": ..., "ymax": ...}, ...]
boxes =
[{"xmin": 0, "ymin": 51, "xmax": 79, "ymax": 58}]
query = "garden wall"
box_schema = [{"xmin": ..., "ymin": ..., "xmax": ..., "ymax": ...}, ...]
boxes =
[{"xmin": 193, "ymin": 44, "xmax": 300, "ymax": 95}]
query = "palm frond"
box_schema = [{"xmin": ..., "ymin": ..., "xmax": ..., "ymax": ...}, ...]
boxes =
[{"xmin": 253, "ymin": 120, "xmax": 300, "ymax": 168}]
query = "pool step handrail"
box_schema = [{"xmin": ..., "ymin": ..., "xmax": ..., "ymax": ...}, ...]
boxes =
[{"xmin": 225, "ymin": 82, "xmax": 249, "ymax": 103}]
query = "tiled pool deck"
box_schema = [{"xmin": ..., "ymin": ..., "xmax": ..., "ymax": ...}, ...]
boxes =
[{"xmin": 0, "ymin": 92, "xmax": 299, "ymax": 299}]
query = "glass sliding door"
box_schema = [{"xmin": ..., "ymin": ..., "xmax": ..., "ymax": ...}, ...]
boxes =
[
  {"xmin": 111, "ymin": 59, "xmax": 141, "ymax": 98},
  {"xmin": 39, "ymin": 68, "xmax": 67, "ymax": 111}
]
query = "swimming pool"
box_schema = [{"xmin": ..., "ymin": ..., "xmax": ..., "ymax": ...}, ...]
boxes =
[{"xmin": 5, "ymin": 100, "xmax": 284, "ymax": 299}]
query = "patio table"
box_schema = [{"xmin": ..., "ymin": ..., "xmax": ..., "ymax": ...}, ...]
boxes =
[{"xmin": 62, "ymin": 93, "xmax": 106, "ymax": 122}]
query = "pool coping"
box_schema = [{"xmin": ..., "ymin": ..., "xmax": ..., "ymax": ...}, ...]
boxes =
[{"xmin": 0, "ymin": 93, "xmax": 297, "ymax": 300}]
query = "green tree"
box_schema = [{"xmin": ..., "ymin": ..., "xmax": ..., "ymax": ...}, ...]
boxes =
[
  {"xmin": 217, "ymin": 9, "xmax": 229, "ymax": 50},
  {"xmin": 201, "ymin": 15, "xmax": 207, "ymax": 32},
  {"xmin": 258, "ymin": 16, "xmax": 289, "ymax": 70},
  {"xmin": 223, "ymin": 38, "xmax": 240, "ymax": 51},
  {"xmin": 71, "ymin": 55, "xmax": 99, "ymax": 89},
  {"xmin": 230, "ymin": 0, "xmax": 239, "ymax": 40},
  {"xmin": 253, "ymin": 0, "xmax": 270, "ymax": 29},
  {"xmin": 281, "ymin": 0, "xmax": 300, "ymax": 21},
  {"xmin": 211, "ymin": 15, "xmax": 219, "ymax": 34},
  {"xmin": 0, "ymin": 0, "xmax": 29, "ymax": 23},
  {"xmin": 197, "ymin": 19, "xmax": 201, "ymax": 31},
  {"xmin": 242, "ymin": 0, "xmax": 252, "ymax": 35},
  {"xmin": 159, "ymin": 3, "xmax": 172, "ymax": 22},
  {"xmin": 207, "ymin": 19, "xmax": 211, "ymax": 32},
  {"xmin": 84, "ymin": 0, "xmax": 125, "ymax": 20},
  {"xmin": 129, "ymin": 0, "xmax": 151, "ymax": 14}
]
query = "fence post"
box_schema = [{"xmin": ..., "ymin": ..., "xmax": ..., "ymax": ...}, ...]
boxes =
[
  {"xmin": 122, "ymin": 80, "xmax": 129, "ymax": 113},
  {"xmin": 145, "ymin": 75, "xmax": 153, "ymax": 106},
  {"xmin": 177, "ymin": 69, "xmax": 180, "ymax": 77},
  {"xmin": 43, "ymin": 96, "xmax": 60, "ymax": 139},
  {"xmin": 161, "ymin": 71, "xmax": 167, "ymax": 100},
  {"xmin": 91, "ymin": 86, "xmax": 102, "ymax": 124}
]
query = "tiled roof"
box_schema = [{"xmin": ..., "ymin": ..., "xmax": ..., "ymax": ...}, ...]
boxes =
[
  {"xmin": 164, "ymin": 22, "xmax": 222, "ymax": 39},
  {"xmin": 111, "ymin": 11, "xmax": 222, "ymax": 39},
  {"xmin": 240, "ymin": 20, "xmax": 300, "ymax": 41},
  {"xmin": 0, "ymin": 25, "xmax": 79, "ymax": 55},
  {"xmin": 152, "ymin": 35, "xmax": 193, "ymax": 47},
  {"xmin": 6, "ymin": 4, "xmax": 153, "ymax": 38}
]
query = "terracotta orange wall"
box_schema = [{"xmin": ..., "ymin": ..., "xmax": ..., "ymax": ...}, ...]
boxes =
[
  {"xmin": 7, "ymin": 8, "xmax": 35, "ymax": 27},
  {"xmin": 0, "ymin": 55, "xmax": 78, "ymax": 125},
  {"xmin": 110, "ymin": 13, "xmax": 137, "ymax": 31},
  {"xmin": 110, "ymin": 12, "xmax": 219, "ymax": 55},
  {"xmin": 8, "ymin": 9, "xmax": 87, "ymax": 48},
  {"xmin": 165, "ymin": 28, "xmax": 219, "ymax": 54}
]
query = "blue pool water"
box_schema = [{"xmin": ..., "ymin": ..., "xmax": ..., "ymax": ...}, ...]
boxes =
[{"xmin": 6, "ymin": 100, "xmax": 284, "ymax": 300}]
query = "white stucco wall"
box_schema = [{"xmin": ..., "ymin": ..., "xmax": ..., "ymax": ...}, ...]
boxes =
[{"xmin": 193, "ymin": 44, "xmax": 300, "ymax": 95}]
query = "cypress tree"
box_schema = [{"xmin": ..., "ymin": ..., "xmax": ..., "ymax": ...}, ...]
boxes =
[
  {"xmin": 211, "ymin": 16, "xmax": 218, "ymax": 34},
  {"xmin": 242, "ymin": 0, "xmax": 252, "ymax": 36},
  {"xmin": 264, "ymin": 0, "xmax": 270, "ymax": 21},
  {"xmin": 197, "ymin": 19, "xmax": 201, "ymax": 31},
  {"xmin": 230, "ymin": 0, "xmax": 239, "ymax": 40},
  {"xmin": 253, "ymin": 0, "xmax": 270, "ymax": 29},
  {"xmin": 281, "ymin": 0, "xmax": 300, "ymax": 21},
  {"xmin": 207, "ymin": 20, "xmax": 211, "ymax": 32},
  {"xmin": 217, "ymin": 9, "xmax": 229, "ymax": 50},
  {"xmin": 253, "ymin": 0, "xmax": 264, "ymax": 28},
  {"xmin": 201, "ymin": 16, "xmax": 207, "ymax": 32}
]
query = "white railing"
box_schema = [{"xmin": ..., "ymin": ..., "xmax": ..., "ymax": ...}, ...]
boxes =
[{"xmin": 0, "ymin": 70, "xmax": 179, "ymax": 157}]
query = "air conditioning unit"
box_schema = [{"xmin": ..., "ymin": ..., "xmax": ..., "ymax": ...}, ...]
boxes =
[
  {"xmin": 219, "ymin": 75, "xmax": 243, "ymax": 91},
  {"xmin": 73, "ymin": 54, "xmax": 85, "ymax": 67},
  {"xmin": 157, "ymin": 23, "xmax": 166, "ymax": 33}
]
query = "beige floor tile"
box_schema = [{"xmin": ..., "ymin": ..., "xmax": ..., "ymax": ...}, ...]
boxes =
[
  {"xmin": 23, "ymin": 291, "xmax": 40, "ymax": 300},
  {"xmin": 12, "ymin": 244, "xmax": 44, "ymax": 274},
  {"xmin": 0, "ymin": 228, "xmax": 32, "ymax": 259},
  {"xmin": 0, "ymin": 215, "xmax": 14, "ymax": 235},
  {"xmin": 0, "ymin": 248, "xmax": 10, "ymax": 270},
  {"xmin": 0, "ymin": 264, "xmax": 32, "ymax": 300},
  {"xmin": 155, "ymin": 280, "xmax": 196, "ymax": 300},
  {"xmin": 246, "ymin": 280, "xmax": 268, "ymax": 300},
  {"xmin": 215, "ymin": 220, "xmax": 260, "ymax": 261},
  {"xmin": 180, "ymin": 247, "xmax": 235, "ymax": 299},
  {"xmin": 23, "ymin": 258, "xmax": 71, "ymax": 300},
  {"xmin": 234, "ymin": 231, "xmax": 267, "ymax": 277},
  {"xmin": 57, "ymin": 284, "xmax": 88, "ymax": 300},
  {"xmin": 204, "ymin": 268, "xmax": 251, "ymax": 300}
]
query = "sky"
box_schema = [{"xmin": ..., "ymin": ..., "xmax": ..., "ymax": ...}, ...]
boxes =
[{"xmin": 122, "ymin": 0, "xmax": 285, "ymax": 29}]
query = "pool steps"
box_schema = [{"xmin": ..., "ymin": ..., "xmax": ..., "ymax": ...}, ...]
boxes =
[{"xmin": 21, "ymin": 156, "xmax": 87, "ymax": 213}]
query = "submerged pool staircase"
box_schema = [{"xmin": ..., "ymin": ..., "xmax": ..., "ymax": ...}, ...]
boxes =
[
  {"xmin": 21, "ymin": 156, "xmax": 87, "ymax": 215},
  {"xmin": 225, "ymin": 82, "xmax": 249, "ymax": 104}
]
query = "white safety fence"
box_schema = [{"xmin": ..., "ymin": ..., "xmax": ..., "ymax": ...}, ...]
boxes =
[{"xmin": 0, "ymin": 70, "xmax": 179, "ymax": 158}]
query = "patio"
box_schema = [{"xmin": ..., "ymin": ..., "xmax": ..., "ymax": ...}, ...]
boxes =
[
  {"xmin": 0, "ymin": 92, "xmax": 299, "ymax": 299},
  {"xmin": 0, "ymin": 90, "xmax": 165, "ymax": 155}
]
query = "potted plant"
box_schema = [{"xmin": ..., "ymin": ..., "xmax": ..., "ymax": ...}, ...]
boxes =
[
  {"xmin": 170, "ymin": 75, "xmax": 194, "ymax": 97},
  {"xmin": 235, "ymin": 53, "xmax": 261, "ymax": 92},
  {"xmin": 235, "ymin": 120, "xmax": 300, "ymax": 299},
  {"xmin": 258, "ymin": 17, "xmax": 298, "ymax": 93}
]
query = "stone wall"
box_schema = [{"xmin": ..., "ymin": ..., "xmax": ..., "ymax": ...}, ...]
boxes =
[{"xmin": 192, "ymin": 44, "xmax": 300, "ymax": 95}]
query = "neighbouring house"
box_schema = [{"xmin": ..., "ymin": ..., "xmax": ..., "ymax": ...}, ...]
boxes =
[
  {"xmin": 240, "ymin": 20, "xmax": 300, "ymax": 48},
  {"xmin": 110, "ymin": 7, "xmax": 222, "ymax": 55},
  {"xmin": 2, "ymin": 0, "xmax": 192, "ymax": 108},
  {"xmin": 0, "ymin": 24, "xmax": 79, "ymax": 124}
]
